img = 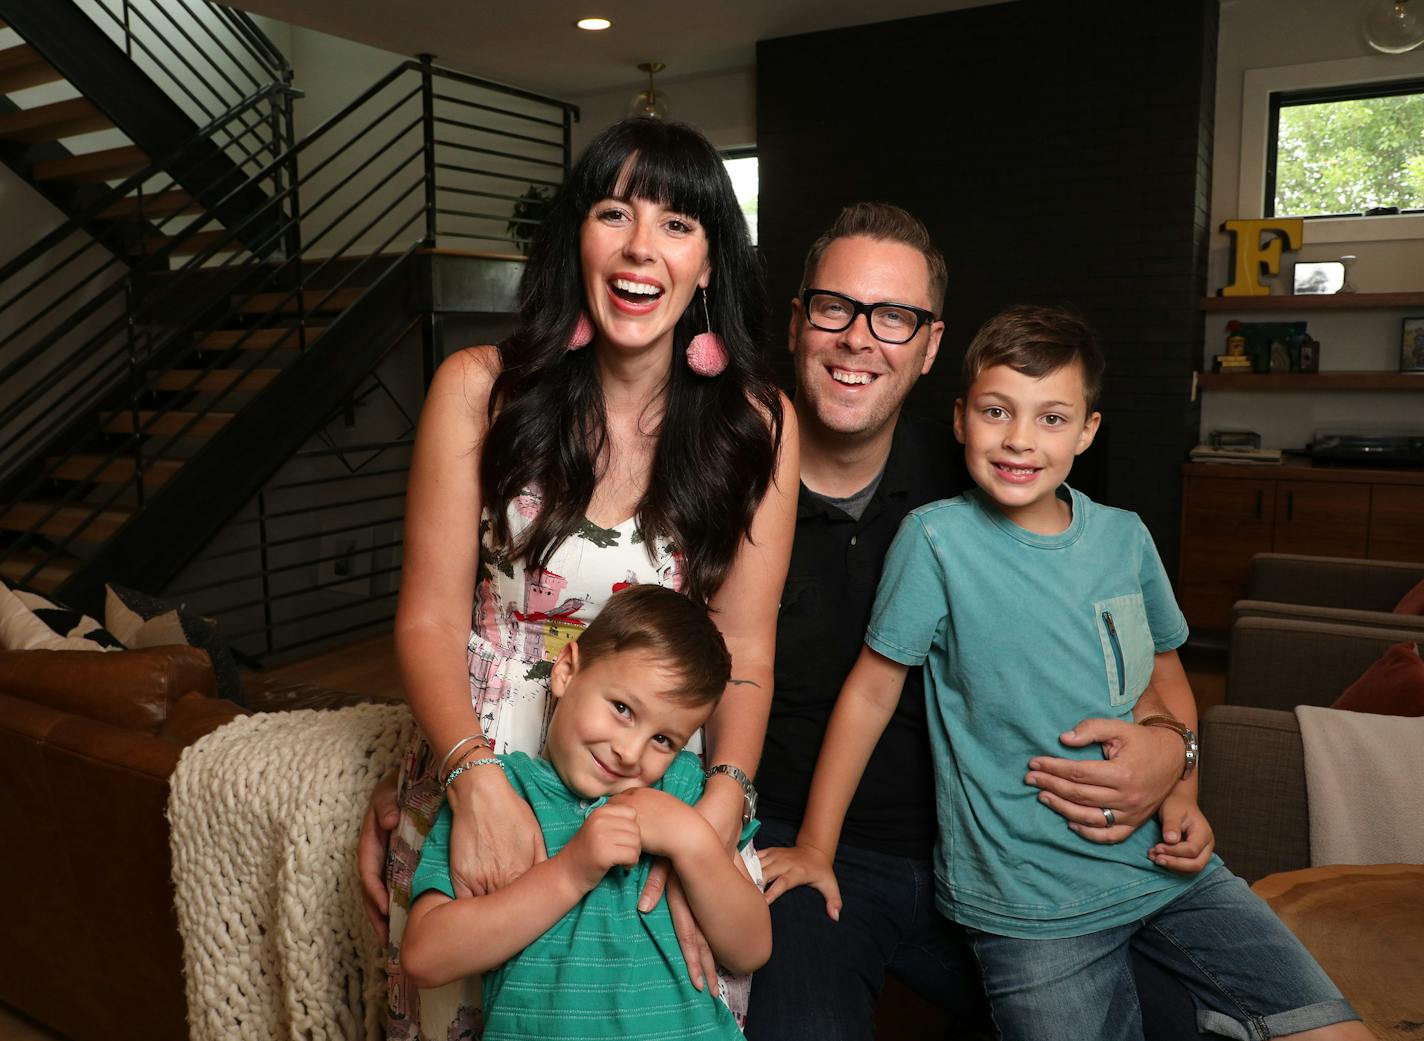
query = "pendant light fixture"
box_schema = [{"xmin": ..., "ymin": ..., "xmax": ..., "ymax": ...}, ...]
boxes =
[
  {"xmin": 628, "ymin": 62, "xmax": 669, "ymax": 119},
  {"xmin": 1361, "ymin": 0, "xmax": 1424, "ymax": 53}
]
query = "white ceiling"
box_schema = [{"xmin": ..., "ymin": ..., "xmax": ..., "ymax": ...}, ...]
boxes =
[{"xmin": 227, "ymin": 0, "xmax": 1002, "ymax": 99}]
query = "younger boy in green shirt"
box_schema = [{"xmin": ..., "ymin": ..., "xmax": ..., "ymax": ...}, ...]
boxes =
[{"xmin": 402, "ymin": 585, "xmax": 770, "ymax": 1041}]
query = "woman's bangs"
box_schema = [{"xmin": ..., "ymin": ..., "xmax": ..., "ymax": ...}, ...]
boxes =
[{"xmin": 580, "ymin": 137, "xmax": 721, "ymax": 226}]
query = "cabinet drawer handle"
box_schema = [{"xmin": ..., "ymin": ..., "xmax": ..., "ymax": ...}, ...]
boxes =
[
  {"xmin": 1255, "ymin": 490, "xmax": 1263, "ymax": 519},
  {"xmin": 1286, "ymin": 491, "xmax": 1294, "ymax": 521}
]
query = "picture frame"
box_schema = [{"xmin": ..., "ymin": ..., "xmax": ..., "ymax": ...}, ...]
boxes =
[
  {"xmin": 1403, "ymin": 317, "xmax": 1424, "ymax": 373},
  {"xmin": 1292, "ymin": 261, "xmax": 1344, "ymax": 295}
]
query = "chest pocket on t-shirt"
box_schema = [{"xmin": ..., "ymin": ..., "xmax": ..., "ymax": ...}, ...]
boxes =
[{"xmin": 1093, "ymin": 593, "xmax": 1155, "ymax": 708}]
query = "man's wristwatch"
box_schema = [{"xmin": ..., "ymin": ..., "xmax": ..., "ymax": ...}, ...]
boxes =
[
  {"xmin": 1137, "ymin": 715, "xmax": 1199, "ymax": 780},
  {"xmin": 705, "ymin": 763, "xmax": 758, "ymax": 824}
]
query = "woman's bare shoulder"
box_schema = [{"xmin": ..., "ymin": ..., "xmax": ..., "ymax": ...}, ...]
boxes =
[{"xmin": 430, "ymin": 345, "xmax": 503, "ymax": 418}]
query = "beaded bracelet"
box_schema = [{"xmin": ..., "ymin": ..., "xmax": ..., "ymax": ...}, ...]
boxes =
[
  {"xmin": 443, "ymin": 756, "xmax": 502, "ymax": 791},
  {"xmin": 437, "ymin": 734, "xmax": 492, "ymax": 780}
]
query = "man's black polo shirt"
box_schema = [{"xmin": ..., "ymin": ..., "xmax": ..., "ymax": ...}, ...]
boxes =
[{"xmin": 759, "ymin": 416, "xmax": 964, "ymax": 859}]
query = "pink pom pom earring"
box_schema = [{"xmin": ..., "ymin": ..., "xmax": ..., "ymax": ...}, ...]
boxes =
[
  {"xmin": 567, "ymin": 312, "xmax": 595, "ymax": 351},
  {"xmin": 686, "ymin": 288, "xmax": 728, "ymax": 376}
]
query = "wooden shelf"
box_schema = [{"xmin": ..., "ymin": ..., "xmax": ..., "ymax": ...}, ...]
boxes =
[
  {"xmin": 1196, "ymin": 371, "xmax": 1424, "ymax": 391},
  {"xmin": 1201, "ymin": 292, "xmax": 1424, "ymax": 312}
]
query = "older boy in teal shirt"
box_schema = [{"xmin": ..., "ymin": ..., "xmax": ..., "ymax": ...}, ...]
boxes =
[{"xmin": 790, "ymin": 307, "xmax": 1365, "ymax": 1040}]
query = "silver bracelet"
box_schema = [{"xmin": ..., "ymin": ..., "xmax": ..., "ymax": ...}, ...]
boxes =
[
  {"xmin": 443, "ymin": 756, "xmax": 502, "ymax": 791},
  {"xmin": 437, "ymin": 734, "xmax": 491, "ymax": 780}
]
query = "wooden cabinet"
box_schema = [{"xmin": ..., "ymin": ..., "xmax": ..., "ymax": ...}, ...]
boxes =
[
  {"xmin": 1178, "ymin": 476, "xmax": 1275, "ymax": 629},
  {"xmin": 1272, "ymin": 481, "xmax": 1371, "ymax": 557},
  {"xmin": 1179, "ymin": 461, "xmax": 1424, "ymax": 630},
  {"xmin": 1369, "ymin": 486, "xmax": 1424, "ymax": 563}
]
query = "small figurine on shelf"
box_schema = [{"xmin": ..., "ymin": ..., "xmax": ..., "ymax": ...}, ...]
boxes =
[
  {"xmin": 1214, "ymin": 320, "xmax": 1253, "ymax": 373},
  {"xmin": 1298, "ymin": 335, "xmax": 1320, "ymax": 373}
]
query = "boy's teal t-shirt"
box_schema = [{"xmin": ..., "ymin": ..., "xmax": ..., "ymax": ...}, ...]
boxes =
[
  {"xmin": 411, "ymin": 750, "xmax": 755, "ymax": 1041},
  {"xmin": 865, "ymin": 485, "xmax": 1218, "ymax": 939}
]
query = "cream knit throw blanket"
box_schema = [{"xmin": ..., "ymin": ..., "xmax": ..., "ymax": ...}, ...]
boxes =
[{"xmin": 169, "ymin": 702, "xmax": 415, "ymax": 1041}]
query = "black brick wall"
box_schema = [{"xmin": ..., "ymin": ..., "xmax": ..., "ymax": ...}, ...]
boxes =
[{"xmin": 757, "ymin": 0, "xmax": 1218, "ymax": 572}]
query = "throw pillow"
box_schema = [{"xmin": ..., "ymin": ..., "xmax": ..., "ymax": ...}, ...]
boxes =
[
  {"xmin": 1394, "ymin": 577, "xmax": 1424, "ymax": 616},
  {"xmin": 104, "ymin": 584, "xmax": 246, "ymax": 706},
  {"xmin": 0, "ymin": 581, "xmax": 124, "ymax": 652},
  {"xmin": 1331, "ymin": 641, "xmax": 1424, "ymax": 717}
]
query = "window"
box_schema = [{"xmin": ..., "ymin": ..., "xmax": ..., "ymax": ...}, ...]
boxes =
[
  {"xmin": 722, "ymin": 149, "xmax": 758, "ymax": 245},
  {"xmin": 1267, "ymin": 78, "xmax": 1424, "ymax": 219},
  {"xmin": 1239, "ymin": 54, "xmax": 1424, "ymax": 243}
]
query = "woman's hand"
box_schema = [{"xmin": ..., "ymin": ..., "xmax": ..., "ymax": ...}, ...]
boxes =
[
  {"xmin": 446, "ymin": 765, "xmax": 547, "ymax": 896},
  {"xmin": 758, "ymin": 843, "xmax": 842, "ymax": 920},
  {"xmin": 644, "ymin": 864, "xmax": 718, "ymax": 992},
  {"xmin": 1025, "ymin": 719, "xmax": 1182, "ymax": 835},
  {"xmin": 358, "ymin": 769, "xmax": 401, "ymax": 942}
]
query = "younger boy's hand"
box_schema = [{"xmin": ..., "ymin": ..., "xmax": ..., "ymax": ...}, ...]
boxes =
[
  {"xmin": 609, "ymin": 787, "xmax": 701, "ymax": 860},
  {"xmin": 561, "ymin": 803, "xmax": 641, "ymax": 893},
  {"xmin": 1149, "ymin": 793, "xmax": 1215, "ymax": 874},
  {"xmin": 757, "ymin": 843, "xmax": 842, "ymax": 921}
]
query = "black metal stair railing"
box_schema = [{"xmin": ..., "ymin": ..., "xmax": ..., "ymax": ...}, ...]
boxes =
[
  {"xmin": 0, "ymin": 1, "xmax": 297, "ymax": 254},
  {"xmin": 0, "ymin": 85, "xmax": 296, "ymax": 488},
  {"xmin": 1, "ymin": 0, "xmax": 292, "ymax": 176},
  {"xmin": 0, "ymin": 57, "xmax": 575, "ymax": 660}
]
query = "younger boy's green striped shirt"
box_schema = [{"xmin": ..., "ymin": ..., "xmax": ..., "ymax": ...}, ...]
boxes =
[{"xmin": 411, "ymin": 750, "xmax": 753, "ymax": 1041}]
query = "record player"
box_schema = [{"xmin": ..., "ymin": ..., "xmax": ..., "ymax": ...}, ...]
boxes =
[{"xmin": 1308, "ymin": 430, "xmax": 1424, "ymax": 467}]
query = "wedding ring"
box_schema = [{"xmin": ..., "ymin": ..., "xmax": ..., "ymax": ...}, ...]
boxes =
[{"xmin": 1101, "ymin": 807, "xmax": 1116, "ymax": 828}]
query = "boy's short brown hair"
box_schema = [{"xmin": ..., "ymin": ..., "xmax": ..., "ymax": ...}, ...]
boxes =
[
  {"xmin": 574, "ymin": 585, "xmax": 731, "ymax": 706},
  {"xmin": 961, "ymin": 305, "xmax": 1105, "ymax": 410}
]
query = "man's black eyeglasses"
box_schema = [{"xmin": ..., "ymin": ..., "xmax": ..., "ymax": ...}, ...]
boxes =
[{"xmin": 801, "ymin": 289, "xmax": 936, "ymax": 345}]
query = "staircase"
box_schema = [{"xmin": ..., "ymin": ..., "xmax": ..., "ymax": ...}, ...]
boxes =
[{"xmin": 0, "ymin": 21, "xmax": 577, "ymax": 660}]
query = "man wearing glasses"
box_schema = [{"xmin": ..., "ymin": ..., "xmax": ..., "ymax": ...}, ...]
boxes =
[{"xmin": 747, "ymin": 203, "xmax": 1197, "ymax": 1040}]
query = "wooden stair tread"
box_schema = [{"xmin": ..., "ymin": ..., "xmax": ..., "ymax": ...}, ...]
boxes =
[
  {"xmin": 0, "ymin": 500, "xmax": 133, "ymax": 541},
  {"xmin": 150, "ymin": 368, "xmax": 279, "ymax": 392},
  {"xmin": 139, "ymin": 227, "xmax": 244, "ymax": 256},
  {"xmin": 237, "ymin": 288, "xmax": 364, "ymax": 314},
  {"xmin": 0, "ymin": 44, "xmax": 62, "ymax": 93},
  {"xmin": 50, "ymin": 454, "xmax": 182, "ymax": 486},
  {"xmin": 33, "ymin": 145, "xmax": 149, "ymax": 184},
  {"xmin": 0, "ymin": 550, "xmax": 77, "ymax": 594},
  {"xmin": 99, "ymin": 189, "xmax": 199, "ymax": 219},
  {"xmin": 100, "ymin": 410, "xmax": 234, "ymax": 437},
  {"xmin": 0, "ymin": 97, "xmax": 110, "ymax": 143},
  {"xmin": 197, "ymin": 327, "xmax": 323, "ymax": 351}
]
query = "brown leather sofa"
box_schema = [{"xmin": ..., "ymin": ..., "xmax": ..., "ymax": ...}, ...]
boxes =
[
  {"xmin": 0, "ymin": 646, "xmax": 241, "ymax": 1041},
  {"xmin": 0, "ymin": 646, "xmax": 375, "ymax": 1041}
]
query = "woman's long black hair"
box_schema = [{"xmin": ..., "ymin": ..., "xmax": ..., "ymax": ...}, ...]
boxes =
[{"xmin": 481, "ymin": 118, "xmax": 783, "ymax": 605}]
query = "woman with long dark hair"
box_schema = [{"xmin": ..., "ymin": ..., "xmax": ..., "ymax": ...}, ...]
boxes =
[{"xmin": 372, "ymin": 118, "xmax": 797, "ymax": 1038}]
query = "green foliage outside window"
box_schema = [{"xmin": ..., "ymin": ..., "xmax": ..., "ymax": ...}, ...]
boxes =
[{"xmin": 1274, "ymin": 92, "xmax": 1424, "ymax": 216}]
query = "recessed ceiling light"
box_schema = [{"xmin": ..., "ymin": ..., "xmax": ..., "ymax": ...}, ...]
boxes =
[{"xmin": 576, "ymin": 17, "xmax": 612, "ymax": 31}]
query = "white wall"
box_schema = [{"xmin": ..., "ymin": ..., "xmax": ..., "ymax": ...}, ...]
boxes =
[
  {"xmin": 568, "ymin": 67, "xmax": 755, "ymax": 154},
  {"xmin": 1203, "ymin": 0, "xmax": 1424, "ymax": 449}
]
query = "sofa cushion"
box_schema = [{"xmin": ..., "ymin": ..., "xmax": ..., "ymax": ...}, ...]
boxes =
[
  {"xmin": 105, "ymin": 584, "xmax": 245, "ymax": 706},
  {"xmin": 0, "ymin": 582, "xmax": 123, "ymax": 652},
  {"xmin": 0, "ymin": 645, "xmax": 216, "ymax": 732},
  {"xmin": 1395, "ymin": 577, "xmax": 1424, "ymax": 617},
  {"xmin": 1331, "ymin": 641, "xmax": 1424, "ymax": 717}
]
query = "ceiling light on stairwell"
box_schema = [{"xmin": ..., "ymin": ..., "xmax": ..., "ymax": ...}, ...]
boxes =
[
  {"xmin": 576, "ymin": 17, "xmax": 612, "ymax": 31},
  {"xmin": 1361, "ymin": 0, "xmax": 1424, "ymax": 52}
]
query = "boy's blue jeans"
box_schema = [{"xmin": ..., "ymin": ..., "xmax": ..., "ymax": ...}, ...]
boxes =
[{"xmin": 966, "ymin": 866, "xmax": 1358, "ymax": 1041}]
